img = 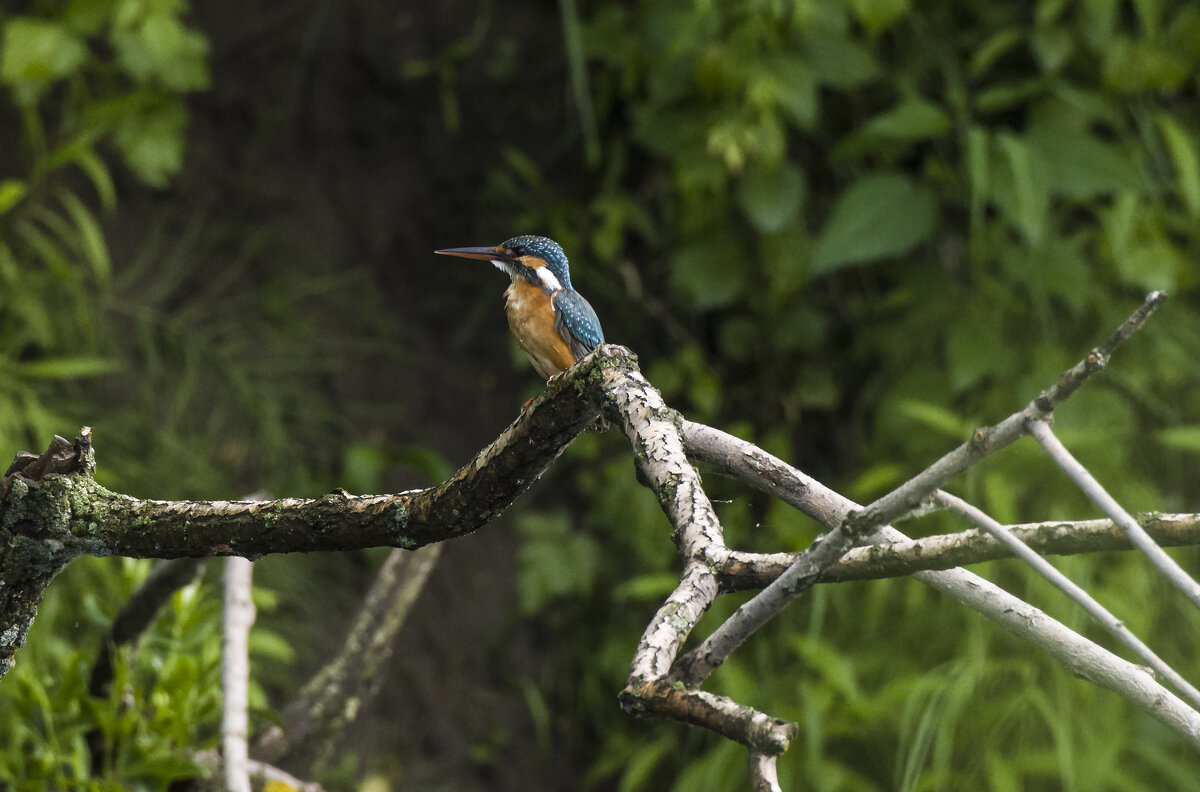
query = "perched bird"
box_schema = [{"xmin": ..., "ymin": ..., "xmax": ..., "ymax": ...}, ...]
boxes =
[{"xmin": 436, "ymin": 235, "xmax": 605, "ymax": 379}]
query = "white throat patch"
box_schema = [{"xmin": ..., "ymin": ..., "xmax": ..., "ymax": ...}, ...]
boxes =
[{"xmin": 491, "ymin": 259, "xmax": 519, "ymax": 278}]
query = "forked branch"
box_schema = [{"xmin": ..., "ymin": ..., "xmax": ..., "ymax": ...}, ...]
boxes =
[{"xmin": 3, "ymin": 292, "xmax": 1197, "ymax": 778}]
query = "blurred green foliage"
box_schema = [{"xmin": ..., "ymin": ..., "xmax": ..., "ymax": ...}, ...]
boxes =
[
  {"xmin": 494, "ymin": 0, "xmax": 1200, "ymax": 789},
  {"xmin": 0, "ymin": 0, "xmax": 207, "ymax": 450},
  {"xmin": 0, "ymin": 1, "xmax": 376, "ymax": 788},
  {"xmin": 0, "ymin": 556, "xmax": 292, "ymax": 790},
  {"xmin": 2, "ymin": 0, "xmax": 1200, "ymax": 790}
]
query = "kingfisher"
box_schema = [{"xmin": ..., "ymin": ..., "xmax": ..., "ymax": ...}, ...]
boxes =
[{"xmin": 436, "ymin": 235, "xmax": 605, "ymax": 379}]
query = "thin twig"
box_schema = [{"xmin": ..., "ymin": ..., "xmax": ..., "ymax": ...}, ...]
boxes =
[
  {"xmin": 847, "ymin": 291, "xmax": 1166, "ymax": 537},
  {"xmin": 671, "ymin": 293, "xmax": 1168, "ymax": 683},
  {"xmin": 191, "ymin": 750, "xmax": 326, "ymax": 792},
  {"xmin": 906, "ymin": 542, "xmax": 1200, "ymax": 749},
  {"xmin": 714, "ymin": 514, "xmax": 1200, "ymax": 589},
  {"xmin": 677, "ymin": 424, "xmax": 1200, "ymax": 748},
  {"xmin": 222, "ymin": 557, "xmax": 255, "ymax": 792},
  {"xmin": 936, "ymin": 490, "xmax": 1200, "ymax": 709},
  {"xmin": 1028, "ymin": 418, "xmax": 1200, "ymax": 609}
]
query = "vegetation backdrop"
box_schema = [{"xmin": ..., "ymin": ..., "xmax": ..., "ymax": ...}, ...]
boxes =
[{"xmin": 2, "ymin": 0, "xmax": 1199, "ymax": 789}]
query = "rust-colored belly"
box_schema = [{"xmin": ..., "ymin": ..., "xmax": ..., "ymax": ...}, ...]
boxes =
[{"xmin": 504, "ymin": 280, "xmax": 576, "ymax": 378}]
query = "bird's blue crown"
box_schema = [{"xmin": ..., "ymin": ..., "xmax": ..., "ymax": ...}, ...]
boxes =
[{"xmin": 502, "ymin": 235, "xmax": 573, "ymax": 291}]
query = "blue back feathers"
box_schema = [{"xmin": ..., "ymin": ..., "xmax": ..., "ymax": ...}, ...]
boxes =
[{"xmin": 554, "ymin": 289, "xmax": 605, "ymax": 350}]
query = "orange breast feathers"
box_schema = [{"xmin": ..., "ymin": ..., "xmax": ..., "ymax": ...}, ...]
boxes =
[{"xmin": 503, "ymin": 279, "xmax": 578, "ymax": 379}]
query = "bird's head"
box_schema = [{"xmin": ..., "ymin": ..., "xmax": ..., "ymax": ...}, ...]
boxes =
[{"xmin": 436, "ymin": 235, "xmax": 573, "ymax": 292}]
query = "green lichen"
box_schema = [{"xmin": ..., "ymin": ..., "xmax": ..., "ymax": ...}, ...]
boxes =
[
  {"xmin": 659, "ymin": 471, "xmax": 684, "ymax": 504},
  {"xmin": 391, "ymin": 504, "xmax": 418, "ymax": 549}
]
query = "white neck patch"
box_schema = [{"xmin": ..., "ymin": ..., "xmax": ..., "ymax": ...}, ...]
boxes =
[
  {"xmin": 492, "ymin": 258, "xmax": 564, "ymax": 292},
  {"xmin": 535, "ymin": 266, "xmax": 563, "ymax": 292}
]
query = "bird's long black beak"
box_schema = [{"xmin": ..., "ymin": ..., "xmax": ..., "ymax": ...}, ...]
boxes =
[{"xmin": 435, "ymin": 246, "xmax": 506, "ymax": 261}]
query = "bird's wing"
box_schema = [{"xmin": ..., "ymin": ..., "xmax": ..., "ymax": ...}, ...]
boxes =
[{"xmin": 552, "ymin": 289, "xmax": 605, "ymax": 361}]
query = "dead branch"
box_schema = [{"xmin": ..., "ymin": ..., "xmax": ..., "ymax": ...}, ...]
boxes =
[
  {"xmin": 0, "ymin": 354, "xmax": 607, "ymax": 675},
  {"xmin": 706, "ymin": 512, "xmax": 1200, "ymax": 589},
  {"xmin": 669, "ymin": 292, "xmax": 1169, "ymax": 684},
  {"xmin": 3, "ymin": 292, "xmax": 1198, "ymax": 776},
  {"xmin": 936, "ymin": 490, "xmax": 1200, "ymax": 709},
  {"xmin": 1029, "ymin": 417, "xmax": 1200, "ymax": 606},
  {"xmin": 254, "ymin": 544, "xmax": 442, "ymax": 770},
  {"xmin": 222, "ymin": 557, "xmax": 255, "ymax": 792}
]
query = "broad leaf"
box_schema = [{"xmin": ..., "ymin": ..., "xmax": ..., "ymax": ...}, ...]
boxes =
[{"xmin": 812, "ymin": 173, "xmax": 937, "ymax": 274}]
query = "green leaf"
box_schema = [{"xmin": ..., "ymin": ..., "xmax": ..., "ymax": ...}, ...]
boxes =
[
  {"xmin": 982, "ymin": 471, "xmax": 1018, "ymax": 525},
  {"xmin": 861, "ymin": 97, "xmax": 950, "ymax": 140},
  {"xmin": 1100, "ymin": 191, "xmax": 1139, "ymax": 261},
  {"xmin": 946, "ymin": 313, "xmax": 1018, "ymax": 391},
  {"xmin": 0, "ymin": 179, "xmax": 27, "ymax": 215},
  {"xmin": 515, "ymin": 511, "xmax": 601, "ymax": 615},
  {"xmin": 1031, "ymin": 25, "xmax": 1074, "ymax": 72},
  {"xmin": 617, "ymin": 736, "xmax": 673, "ymax": 792},
  {"xmin": 966, "ymin": 126, "xmax": 990, "ymax": 228},
  {"xmin": 16, "ymin": 356, "xmax": 121, "ymax": 379},
  {"xmin": 974, "ymin": 78, "xmax": 1046, "ymax": 114},
  {"xmin": 834, "ymin": 97, "xmax": 952, "ymax": 159},
  {"xmin": 393, "ymin": 444, "xmax": 454, "ymax": 483},
  {"xmin": 894, "ymin": 399, "xmax": 970, "ymax": 439},
  {"xmin": 844, "ymin": 0, "xmax": 912, "ymax": 35},
  {"xmin": 0, "ymin": 18, "xmax": 88, "ymax": 104},
  {"xmin": 969, "ymin": 27, "xmax": 1026, "ymax": 78},
  {"xmin": 995, "ymin": 132, "xmax": 1048, "ymax": 246},
  {"xmin": 111, "ymin": 6, "xmax": 210, "ymax": 91},
  {"xmin": 805, "ymin": 32, "xmax": 880, "ymax": 88},
  {"xmin": 341, "ymin": 442, "xmax": 389, "ymax": 493},
  {"xmin": 760, "ymin": 224, "xmax": 811, "ymax": 300},
  {"xmin": 56, "ymin": 188, "xmax": 111, "ymax": 285},
  {"xmin": 613, "ymin": 573, "xmax": 681, "ymax": 602},
  {"xmin": 1077, "ymin": 0, "xmax": 1120, "ymax": 49},
  {"xmin": 1102, "ymin": 37, "xmax": 1188, "ymax": 93},
  {"xmin": 46, "ymin": 141, "xmax": 118, "ymax": 210},
  {"xmin": 770, "ymin": 56, "xmax": 818, "ymax": 130},
  {"xmin": 1027, "ymin": 126, "xmax": 1143, "ymax": 199},
  {"xmin": 1157, "ymin": 426, "xmax": 1200, "ymax": 454},
  {"xmin": 1118, "ymin": 239, "xmax": 1183, "ymax": 292},
  {"xmin": 248, "ymin": 630, "xmax": 296, "ymax": 664},
  {"xmin": 811, "ymin": 173, "xmax": 938, "ymax": 274},
  {"xmin": 1154, "ymin": 112, "xmax": 1200, "ymax": 218},
  {"xmin": 668, "ymin": 233, "xmax": 748, "ymax": 309},
  {"xmin": 111, "ymin": 97, "xmax": 188, "ymax": 187},
  {"xmin": 847, "ymin": 462, "xmax": 906, "ymax": 500},
  {"xmin": 736, "ymin": 161, "xmax": 805, "ymax": 233}
]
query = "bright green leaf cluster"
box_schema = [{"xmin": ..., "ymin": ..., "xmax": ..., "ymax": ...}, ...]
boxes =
[{"xmin": 0, "ymin": 1, "xmax": 209, "ymax": 452}]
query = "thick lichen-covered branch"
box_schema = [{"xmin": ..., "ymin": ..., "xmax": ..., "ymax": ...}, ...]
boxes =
[{"xmin": 0, "ymin": 349, "xmax": 615, "ymax": 677}]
